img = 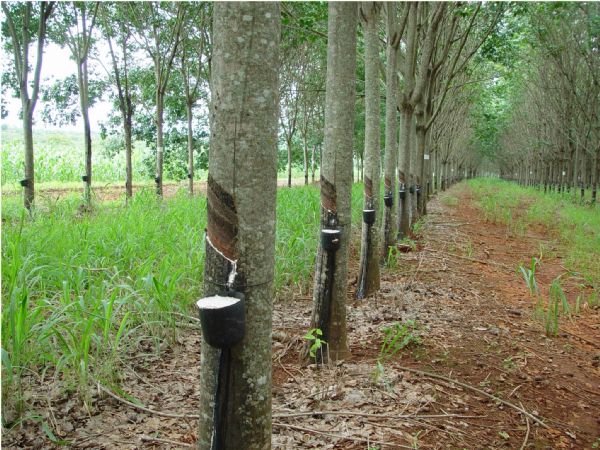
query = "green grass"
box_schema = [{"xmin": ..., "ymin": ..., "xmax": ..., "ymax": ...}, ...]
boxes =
[
  {"xmin": 1, "ymin": 126, "xmax": 316, "ymax": 188},
  {"xmin": 1, "ymin": 127, "xmax": 156, "ymax": 185},
  {"xmin": 467, "ymin": 178, "xmax": 600, "ymax": 289},
  {"xmin": 1, "ymin": 182, "xmax": 368, "ymax": 422}
]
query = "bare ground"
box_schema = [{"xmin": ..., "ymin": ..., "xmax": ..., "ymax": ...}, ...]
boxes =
[{"xmin": 3, "ymin": 184, "xmax": 599, "ymax": 449}]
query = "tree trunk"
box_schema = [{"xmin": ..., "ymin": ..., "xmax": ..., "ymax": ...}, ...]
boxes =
[
  {"xmin": 311, "ymin": 144, "xmax": 316, "ymax": 183},
  {"xmin": 198, "ymin": 3, "xmax": 279, "ymax": 449},
  {"xmin": 308, "ymin": 1, "xmax": 356, "ymax": 363},
  {"xmin": 415, "ymin": 108, "xmax": 426, "ymax": 218},
  {"xmin": 156, "ymin": 91, "xmax": 165, "ymax": 196},
  {"xmin": 22, "ymin": 110, "xmax": 35, "ymax": 210},
  {"xmin": 382, "ymin": 2, "xmax": 398, "ymax": 262},
  {"xmin": 125, "ymin": 115, "xmax": 133, "ymax": 199},
  {"xmin": 287, "ymin": 138, "xmax": 292, "ymax": 188},
  {"xmin": 398, "ymin": 4, "xmax": 417, "ymax": 238},
  {"xmin": 78, "ymin": 59, "xmax": 93, "ymax": 207},
  {"xmin": 592, "ymin": 151, "xmax": 599, "ymax": 204},
  {"xmin": 303, "ymin": 136, "xmax": 309, "ymax": 186},
  {"xmin": 186, "ymin": 101, "xmax": 194, "ymax": 195},
  {"xmin": 409, "ymin": 116, "xmax": 418, "ymax": 224},
  {"xmin": 357, "ymin": 2, "xmax": 381, "ymax": 298}
]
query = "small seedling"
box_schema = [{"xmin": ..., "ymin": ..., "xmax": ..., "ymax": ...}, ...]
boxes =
[
  {"xmin": 386, "ymin": 245, "xmax": 401, "ymax": 269},
  {"xmin": 542, "ymin": 276, "xmax": 572, "ymax": 337},
  {"xmin": 378, "ymin": 320, "xmax": 422, "ymax": 361},
  {"xmin": 411, "ymin": 219, "xmax": 424, "ymax": 236},
  {"xmin": 303, "ymin": 328, "xmax": 327, "ymax": 362},
  {"xmin": 464, "ymin": 239, "xmax": 474, "ymax": 258},
  {"xmin": 498, "ymin": 431, "xmax": 510, "ymax": 440},
  {"xmin": 518, "ymin": 257, "xmax": 540, "ymax": 297},
  {"xmin": 399, "ymin": 237, "xmax": 417, "ymax": 251},
  {"xmin": 372, "ymin": 321, "xmax": 421, "ymax": 384},
  {"xmin": 502, "ymin": 356, "xmax": 516, "ymax": 372}
]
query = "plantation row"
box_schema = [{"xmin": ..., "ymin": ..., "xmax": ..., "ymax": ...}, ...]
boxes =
[
  {"xmin": 3, "ymin": 1, "xmax": 599, "ymax": 448},
  {"xmin": 0, "ymin": 185, "xmax": 357, "ymax": 419}
]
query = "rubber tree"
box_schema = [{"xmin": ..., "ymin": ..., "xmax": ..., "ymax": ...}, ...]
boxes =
[
  {"xmin": 381, "ymin": 3, "xmax": 408, "ymax": 261},
  {"xmin": 308, "ymin": 1, "xmax": 357, "ymax": 363},
  {"xmin": 101, "ymin": 3, "xmax": 135, "ymax": 199},
  {"xmin": 198, "ymin": 3, "xmax": 280, "ymax": 449},
  {"xmin": 356, "ymin": 1, "xmax": 382, "ymax": 299},
  {"xmin": 127, "ymin": 2, "xmax": 185, "ymax": 197},
  {"xmin": 52, "ymin": 2, "xmax": 99, "ymax": 207},
  {"xmin": 397, "ymin": 3, "xmax": 418, "ymax": 238},
  {"xmin": 279, "ymin": 46, "xmax": 307, "ymax": 188},
  {"xmin": 178, "ymin": 3, "xmax": 211, "ymax": 195},
  {"xmin": 2, "ymin": 1, "xmax": 55, "ymax": 210},
  {"xmin": 416, "ymin": 3, "xmax": 504, "ymax": 215},
  {"xmin": 399, "ymin": 3, "xmax": 447, "ymax": 237}
]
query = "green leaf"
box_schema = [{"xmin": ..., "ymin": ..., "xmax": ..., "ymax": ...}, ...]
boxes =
[{"xmin": 42, "ymin": 422, "xmax": 71, "ymax": 446}]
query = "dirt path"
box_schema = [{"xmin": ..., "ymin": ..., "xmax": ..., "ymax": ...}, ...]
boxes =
[{"xmin": 3, "ymin": 184, "xmax": 599, "ymax": 449}]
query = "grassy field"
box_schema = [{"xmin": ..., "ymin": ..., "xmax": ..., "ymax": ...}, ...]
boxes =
[
  {"xmin": 1, "ymin": 127, "xmax": 155, "ymax": 186},
  {"xmin": 465, "ymin": 178, "xmax": 600, "ymax": 289},
  {"xmin": 1, "ymin": 183, "xmax": 365, "ymax": 419},
  {"xmin": 1, "ymin": 127, "xmax": 319, "ymax": 189}
]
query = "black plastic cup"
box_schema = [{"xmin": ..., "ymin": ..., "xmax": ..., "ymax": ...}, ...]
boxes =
[
  {"xmin": 196, "ymin": 292, "xmax": 245, "ymax": 348},
  {"xmin": 363, "ymin": 209, "xmax": 376, "ymax": 225},
  {"xmin": 321, "ymin": 229, "xmax": 341, "ymax": 252}
]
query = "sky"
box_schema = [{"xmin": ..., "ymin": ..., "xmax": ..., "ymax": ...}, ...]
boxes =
[{"xmin": 2, "ymin": 42, "xmax": 113, "ymax": 133}]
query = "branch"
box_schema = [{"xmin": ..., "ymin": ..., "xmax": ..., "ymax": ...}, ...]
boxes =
[
  {"xmin": 2, "ymin": 3, "xmax": 24, "ymax": 84},
  {"xmin": 31, "ymin": 1, "xmax": 55, "ymax": 111}
]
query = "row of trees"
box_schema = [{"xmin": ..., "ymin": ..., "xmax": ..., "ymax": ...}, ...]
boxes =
[
  {"xmin": 5, "ymin": 2, "xmax": 595, "ymax": 446},
  {"xmin": 3, "ymin": 1, "xmax": 211, "ymax": 206},
  {"xmin": 199, "ymin": 2, "xmax": 511, "ymax": 448},
  {"xmin": 493, "ymin": 3, "xmax": 600, "ymax": 201},
  {"xmin": 2, "ymin": 1, "xmax": 497, "ymax": 211}
]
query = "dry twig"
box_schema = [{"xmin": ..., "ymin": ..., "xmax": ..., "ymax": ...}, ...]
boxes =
[
  {"xmin": 395, "ymin": 366, "xmax": 549, "ymax": 429},
  {"xmin": 140, "ymin": 435, "xmax": 193, "ymax": 448},
  {"xmin": 97, "ymin": 382, "xmax": 199, "ymax": 419},
  {"xmin": 519, "ymin": 402, "xmax": 531, "ymax": 450},
  {"xmin": 273, "ymin": 410, "xmax": 485, "ymax": 420},
  {"xmin": 273, "ymin": 422, "xmax": 414, "ymax": 449}
]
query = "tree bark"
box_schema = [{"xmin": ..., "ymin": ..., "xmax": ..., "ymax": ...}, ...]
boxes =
[
  {"xmin": 187, "ymin": 101, "xmax": 194, "ymax": 195},
  {"xmin": 198, "ymin": 3, "xmax": 279, "ymax": 449},
  {"xmin": 105, "ymin": 19, "xmax": 134, "ymax": 201},
  {"xmin": 382, "ymin": 2, "xmax": 398, "ymax": 262},
  {"xmin": 592, "ymin": 151, "xmax": 599, "ymax": 203},
  {"xmin": 357, "ymin": 1, "xmax": 381, "ymax": 298},
  {"xmin": 398, "ymin": 3, "xmax": 417, "ymax": 238},
  {"xmin": 303, "ymin": 137, "xmax": 309, "ymax": 185},
  {"xmin": 308, "ymin": 1, "xmax": 356, "ymax": 362},
  {"xmin": 311, "ymin": 145, "xmax": 316, "ymax": 183},
  {"xmin": 414, "ymin": 104, "xmax": 426, "ymax": 219},
  {"xmin": 156, "ymin": 91, "xmax": 165, "ymax": 196},
  {"xmin": 3, "ymin": 2, "xmax": 55, "ymax": 210},
  {"xmin": 78, "ymin": 57, "xmax": 93, "ymax": 207},
  {"xmin": 287, "ymin": 138, "xmax": 292, "ymax": 188},
  {"xmin": 124, "ymin": 115, "xmax": 133, "ymax": 199},
  {"xmin": 22, "ymin": 112, "xmax": 35, "ymax": 210}
]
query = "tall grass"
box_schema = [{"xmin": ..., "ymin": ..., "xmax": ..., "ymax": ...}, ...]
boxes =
[
  {"xmin": 1, "ymin": 189, "xmax": 206, "ymax": 417},
  {"xmin": 1, "ymin": 128, "xmax": 153, "ymax": 185},
  {"xmin": 1, "ymin": 182, "xmax": 368, "ymax": 420}
]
